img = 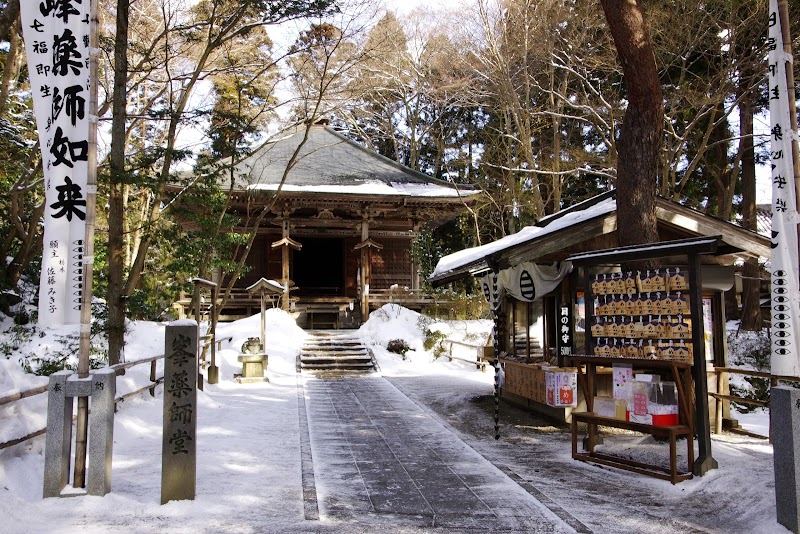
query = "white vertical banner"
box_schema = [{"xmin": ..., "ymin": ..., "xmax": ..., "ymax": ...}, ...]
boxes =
[
  {"xmin": 767, "ymin": 0, "xmax": 800, "ymax": 378},
  {"xmin": 21, "ymin": 1, "xmax": 91, "ymax": 327}
]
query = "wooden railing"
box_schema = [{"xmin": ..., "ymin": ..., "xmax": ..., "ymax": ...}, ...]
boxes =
[
  {"xmin": 443, "ymin": 338, "xmax": 493, "ymax": 371},
  {"xmin": 174, "ymin": 287, "xmax": 283, "ymax": 322},
  {"xmin": 368, "ymin": 288, "xmax": 435, "ymax": 308},
  {"xmin": 0, "ymin": 355, "xmax": 164, "ymax": 451},
  {"xmin": 712, "ymin": 367, "xmax": 800, "ymax": 439}
]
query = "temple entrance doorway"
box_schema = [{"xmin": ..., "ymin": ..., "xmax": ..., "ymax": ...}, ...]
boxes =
[{"xmin": 293, "ymin": 237, "xmax": 345, "ymax": 297}]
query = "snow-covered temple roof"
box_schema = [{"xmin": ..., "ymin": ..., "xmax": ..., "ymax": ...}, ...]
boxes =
[{"xmin": 225, "ymin": 123, "xmax": 478, "ymax": 201}]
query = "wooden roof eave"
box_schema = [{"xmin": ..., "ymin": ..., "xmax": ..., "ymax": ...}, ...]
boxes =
[
  {"xmin": 429, "ymin": 212, "xmax": 617, "ymax": 287},
  {"xmin": 499, "ymin": 213, "xmax": 617, "ymax": 270},
  {"xmin": 567, "ymin": 235, "xmax": 722, "ymax": 265},
  {"xmin": 230, "ymin": 188, "xmax": 476, "ymax": 205},
  {"xmin": 271, "ymin": 236, "xmax": 302, "ymax": 250},
  {"xmin": 247, "ymin": 277, "xmax": 285, "ymax": 295},
  {"xmin": 654, "ymin": 198, "xmax": 771, "ymax": 259},
  {"xmin": 429, "ymin": 260, "xmax": 492, "ymax": 288},
  {"xmin": 430, "ymin": 196, "xmax": 771, "ymax": 288},
  {"xmin": 354, "ymin": 238, "xmax": 384, "ymax": 250}
]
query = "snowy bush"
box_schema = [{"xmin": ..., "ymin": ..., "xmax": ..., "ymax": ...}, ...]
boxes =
[
  {"xmin": 423, "ymin": 328, "xmax": 448, "ymax": 359},
  {"xmin": 387, "ymin": 339, "xmax": 411, "ymax": 359},
  {"xmin": 728, "ymin": 330, "xmax": 770, "ymax": 371},
  {"xmin": 727, "ymin": 329, "xmax": 771, "ymax": 413}
]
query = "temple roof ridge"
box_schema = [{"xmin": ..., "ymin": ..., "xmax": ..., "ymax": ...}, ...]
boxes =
[{"xmin": 226, "ymin": 124, "xmax": 477, "ymax": 199}]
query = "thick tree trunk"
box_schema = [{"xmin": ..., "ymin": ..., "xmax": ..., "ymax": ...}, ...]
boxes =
[
  {"xmin": 711, "ymin": 103, "xmax": 735, "ymax": 221},
  {"xmin": 107, "ymin": 0, "xmax": 130, "ymax": 365},
  {"xmin": 738, "ymin": 79, "xmax": 762, "ymax": 331},
  {"xmin": 0, "ymin": 18, "xmax": 19, "ymax": 117},
  {"xmin": 599, "ymin": 0, "xmax": 663, "ymax": 255}
]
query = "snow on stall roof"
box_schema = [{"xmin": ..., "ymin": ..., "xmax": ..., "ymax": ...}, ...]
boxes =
[
  {"xmin": 431, "ymin": 197, "xmax": 616, "ymax": 278},
  {"xmin": 169, "ymin": 319, "xmax": 198, "ymax": 327}
]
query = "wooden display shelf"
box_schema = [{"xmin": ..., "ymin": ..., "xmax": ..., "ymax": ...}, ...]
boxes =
[
  {"xmin": 568, "ymin": 355, "xmax": 694, "ymax": 428},
  {"xmin": 567, "ymin": 237, "xmax": 720, "ymax": 477},
  {"xmin": 568, "ymin": 355, "xmax": 696, "ymax": 484},
  {"xmin": 571, "ymin": 412, "xmax": 693, "ymax": 484}
]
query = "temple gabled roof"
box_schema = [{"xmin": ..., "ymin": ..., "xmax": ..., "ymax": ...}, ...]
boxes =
[{"xmin": 225, "ymin": 123, "xmax": 477, "ymax": 200}]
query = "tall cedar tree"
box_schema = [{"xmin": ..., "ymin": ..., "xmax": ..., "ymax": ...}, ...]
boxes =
[{"xmin": 599, "ymin": 0, "xmax": 663, "ymax": 254}]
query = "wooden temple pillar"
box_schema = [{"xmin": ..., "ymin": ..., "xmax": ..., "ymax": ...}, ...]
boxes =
[
  {"xmin": 410, "ymin": 218, "xmax": 422, "ymax": 291},
  {"xmin": 355, "ymin": 213, "xmax": 382, "ymax": 322},
  {"xmin": 271, "ymin": 217, "xmax": 301, "ymax": 311}
]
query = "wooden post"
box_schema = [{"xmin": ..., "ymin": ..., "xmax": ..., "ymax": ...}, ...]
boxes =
[
  {"xmin": 260, "ymin": 288, "xmax": 266, "ymax": 348},
  {"xmin": 271, "ymin": 232, "xmax": 301, "ymax": 311},
  {"xmin": 584, "ymin": 267, "xmax": 593, "ymax": 355},
  {"xmin": 73, "ymin": 0, "xmax": 101, "ymax": 489},
  {"xmin": 410, "ymin": 223, "xmax": 421, "ymax": 291},
  {"xmin": 282, "ymin": 219, "xmax": 291, "ymax": 311},
  {"xmin": 360, "ymin": 215, "xmax": 370, "ymax": 321},
  {"xmin": 715, "ymin": 370, "xmax": 724, "ymax": 435},
  {"xmin": 689, "ymin": 253, "xmax": 718, "ymax": 475},
  {"xmin": 247, "ymin": 278, "xmax": 284, "ymax": 350},
  {"xmin": 207, "ymin": 284, "xmax": 219, "ymax": 384}
]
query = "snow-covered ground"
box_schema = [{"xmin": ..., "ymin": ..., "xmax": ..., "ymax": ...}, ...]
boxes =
[{"xmin": 0, "ymin": 305, "xmax": 786, "ymax": 533}]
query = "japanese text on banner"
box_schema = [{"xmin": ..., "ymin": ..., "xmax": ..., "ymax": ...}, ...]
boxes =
[
  {"xmin": 767, "ymin": 0, "xmax": 800, "ymax": 378},
  {"xmin": 21, "ymin": 0, "xmax": 91, "ymax": 326}
]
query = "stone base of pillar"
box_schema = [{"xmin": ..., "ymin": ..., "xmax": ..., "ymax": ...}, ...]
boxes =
[
  {"xmin": 773, "ymin": 386, "xmax": 800, "ymax": 534},
  {"xmin": 43, "ymin": 368, "xmax": 116, "ymax": 498}
]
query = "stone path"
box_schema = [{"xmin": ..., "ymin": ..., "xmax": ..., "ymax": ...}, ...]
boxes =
[{"xmin": 302, "ymin": 376, "xmax": 574, "ymax": 532}]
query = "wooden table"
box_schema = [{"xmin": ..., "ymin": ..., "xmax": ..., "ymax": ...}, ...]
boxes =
[{"xmin": 568, "ymin": 355, "xmax": 696, "ymax": 484}]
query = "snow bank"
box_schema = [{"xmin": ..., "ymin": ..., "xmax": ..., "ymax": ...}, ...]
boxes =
[
  {"xmin": 359, "ymin": 303, "xmax": 494, "ymax": 377},
  {"xmin": 215, "ymin": 308, "xmax": 307, "ymax": 379},
  {"xmin": 359, "ymin": 303, "xmax": 426, "ymax": 350}
]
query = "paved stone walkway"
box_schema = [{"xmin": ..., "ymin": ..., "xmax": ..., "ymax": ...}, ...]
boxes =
[{"xmin": 302, "ymin": 376, "xmax": 574, "ymax": 532}]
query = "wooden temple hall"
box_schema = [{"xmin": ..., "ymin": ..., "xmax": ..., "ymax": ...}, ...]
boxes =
[{"xmin": 204, "ymin": 121, "xmax": 477, "ymax": 328}]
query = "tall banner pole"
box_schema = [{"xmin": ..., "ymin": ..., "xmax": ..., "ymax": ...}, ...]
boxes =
[
  {"xmin": 767, "ymin": 0, "xmax": 800, "ymax": 380},
  {"xmin": 769, "ymin": 2, "xmax": 800, "ymax": 531},
  {"xmin": 74, "ymin": 0, "xmax": 100, "ymax": 489},
  {"xmin": 21, "ymin": 0, "xmax": 98, "ymax": 489}
]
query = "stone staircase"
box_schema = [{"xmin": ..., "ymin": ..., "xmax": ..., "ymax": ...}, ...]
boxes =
[{"xmin": 298, "ymin": 331, "xmax": 376, "ymax": 375}]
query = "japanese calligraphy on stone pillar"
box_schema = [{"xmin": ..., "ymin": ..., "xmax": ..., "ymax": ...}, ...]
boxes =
[
  {"xmin": 161, "ymin": 324, "xmax": 198, "ymax": 504},
  {"xmin": 21, "ymin": 0, "xmax": 91, "ymax": 327},
  {"xmin": 768, "ymin": 0, "xmax": 800, "ymax": 379}
]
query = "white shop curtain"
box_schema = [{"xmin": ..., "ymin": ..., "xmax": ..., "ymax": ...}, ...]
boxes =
[{"xmin": 482, "ymin": 261, "xmax": 572, "ymax": 304}]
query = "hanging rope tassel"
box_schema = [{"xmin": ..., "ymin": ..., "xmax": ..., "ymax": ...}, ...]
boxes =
[{"xmin": 492, "ymin": 272, "xmax": 501, "ymax": 440}]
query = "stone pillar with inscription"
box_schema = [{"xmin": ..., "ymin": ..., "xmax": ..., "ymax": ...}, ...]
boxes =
[
  {"xmin": 773, "ymin": 386, "xmax": 800, "ymax": 533},
  {"xmin": 87, "ymin": 368, "xmax": 116, "ymax": 496},
  {"xmin": 43, "ymin": 371, "xmax": 74, "ymax": 497},
  {"xmin": 161, "ymin": 321, "xmax": 199, "ymax": 504},
  {"xmin": 43, "ymin": 369, "xmax": 116, "ymax": 498}
]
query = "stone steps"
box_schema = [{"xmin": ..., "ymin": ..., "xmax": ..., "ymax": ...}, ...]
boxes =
[{"xmin": 299, "ymin": 332, "xmax": 375, "ymax": 374}]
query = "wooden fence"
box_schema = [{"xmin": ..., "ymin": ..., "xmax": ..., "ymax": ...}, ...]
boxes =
[
  {"xmin": 712, "ymin": 367, "xmax": 800, "ymax": 440},
  {"xmin": 0, "ymin": 355, "xmax": 164, "ymax": 451}
]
